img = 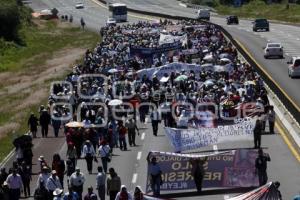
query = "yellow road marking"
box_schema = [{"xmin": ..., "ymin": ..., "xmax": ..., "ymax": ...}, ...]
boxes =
[
  {"xmin": 235, "ymin": 39, "xmax": 300, "ymax": 113},
  {"xmin": 276, "ymin": 122, "xmax": 300, "ymax": 162}
]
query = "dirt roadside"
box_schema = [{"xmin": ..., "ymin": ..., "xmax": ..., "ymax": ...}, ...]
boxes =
[{"xmin": 0, "ymin": 47, "xmax": 86, "ymax": 139}]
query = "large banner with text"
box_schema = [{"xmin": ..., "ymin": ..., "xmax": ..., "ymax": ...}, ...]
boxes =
[
  {"xmin": 146, "ymin": 150, "xmax": 260, "ymax": 193},
  {"xmin": 165, "ymin": 119, "xmax": 255, "ymax": 152}
]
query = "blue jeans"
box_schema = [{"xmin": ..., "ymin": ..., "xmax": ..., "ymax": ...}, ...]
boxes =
[
  {"xmin": 119, "ymin": 137, "xmax": 127, "ymax": 150},
  {"xmin": 101, "ymin": 157, "xmax": 108, "ymax": 173}
]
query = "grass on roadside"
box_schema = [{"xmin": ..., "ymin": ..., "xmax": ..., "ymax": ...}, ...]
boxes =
[
  {"xmin": 0, "ymin": 19, "xmax": 99, "ymax": 72},
  {"xmin": 0, "ymin": 19, "xmax": 99, "ymax": 162},
  {"xmin": 216, "ymin": 0, "xmax": 300, "ymax": 23}
]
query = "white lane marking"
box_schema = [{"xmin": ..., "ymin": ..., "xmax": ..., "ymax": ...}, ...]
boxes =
[
  {"xmin": 141, "ymin": 132, "xmax": 145, "ymax": 140},
  {"xmin": 213, "ymin": 145, "xmax": 218, "ymax": 153},
  {"xmin": 137, "ymin": 151, "xmax": 142, "ymax": 160},
  {"xmin": 132, "ymin": 173, "xmax": 138, "ymax": 183}
]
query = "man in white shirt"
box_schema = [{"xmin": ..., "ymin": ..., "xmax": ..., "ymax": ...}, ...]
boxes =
[
  {"xmin": 96, "ymin": 166, "xmax": 106, "ymax": 200},
  {"xmin": 6, "ymin": 168, "xmax": 23, "ymax": 200},
  {"xmin": 69, "ymin": 167, "xmax": 86, "ymax": 200},
  {"xmin": 82, "ymin": 140, "xmax": 96, "ymax": 174},
  {"xmin": 150, "ymin": 109, "xmax": 161, "ymax": 136},
  {"xmin": 46, "ymin": 170, "xmax": 62, "ymax": 200},
  {"xmin": 98, "ymin": 140, "xmax": 111, "ymax": 174}
]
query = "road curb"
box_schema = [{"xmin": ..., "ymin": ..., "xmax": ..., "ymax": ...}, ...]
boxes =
[{"xmin": 0, "ymin": 148, "xmax": 15, "ymax": 168}]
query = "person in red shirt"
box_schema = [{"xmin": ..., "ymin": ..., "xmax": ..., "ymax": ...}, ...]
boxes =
[
  {"xmin": 51, "ymin": 154, "xmax": 65, "ymax": 188},
  {"xmin": 117, "ymin": 121, "xmax": 127, "ymax": 151}
]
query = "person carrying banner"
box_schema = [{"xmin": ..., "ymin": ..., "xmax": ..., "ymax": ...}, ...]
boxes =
[
  {"xmin": 255, "ymin": 149, "xmax": 271, "ymax": 186},
  {"xmin": 147, "ymin": 154, "xmax": 162, "ymax": 197},
  {"xmin": 190, "ymin": 157, "xmax": 207, "ymax": 194},
  {"xmin": 253, "ymin": 118, "xmax": 263, "ymax": 149}
]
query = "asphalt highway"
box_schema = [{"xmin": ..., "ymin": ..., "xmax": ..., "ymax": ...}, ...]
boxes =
[
  {"xmin": 8, "ymin": 0, "xmax": 300, "ymax": 199},
  {"xmin": 117, "ymin": 0, "xmax": 300, "ymax": 115}
]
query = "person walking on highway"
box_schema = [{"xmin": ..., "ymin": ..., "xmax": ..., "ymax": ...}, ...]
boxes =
[
  {"xmin": 39, "ymin": 109, "xmax": 51, "ymax": 138},
  {"xmin": 253, "ymin": 118, "xmax": 263, "ymax": 149},
  {"xmin": 52, "ymin": 154, "xmax": 66, "ymax": 188},
  {"xmin": 80, "ymin": 17, "xmax": 85, "ymax": 30},
  {"xmin": 267, "ymin": 106, "xmax": 275, "ymax": 134},
  {"xmin": 150, "ymin": 109, "xmax": 161, "ymax": 136},
  {"xmin": 66, "ymin": 142, "xmax": 77, "ymax": 173},
  {"xmin": 96, "ymin": 166, "xmax": 106, "ymax": 200},
  {"xmin": 70, "ymin": 167, "xmax": 86, "ymax": 200},
  {"xmin": 125, "ymin": 117, "xmax": 139, "ymax": 146},
  {"xmin": 28, "ymin": 113, "xmax": 39, "ymax": 138},
  {"xmin": 36, "ymin": 166, "xmax": 50, "ymax": 189},
  {"xmin": 147, "ymin": 154, "xmax": 162, "ymax": 197},
  {"xmin": 51, "ymin": 111, "xmax": 61, "ymax": 137},
  {"xmin": 115, "ymin": 185, "xmax": 133, "ymax": 200},
  {"xmin": 107, "ymin": 168, "xmax": 121, "ymax": 200},
  {"xmin": 84, "ymin": 186, "xmax": 98, "ymax": 200},
  {"xmin": 133, "ymin": 186, "xmax": 144, "ymax": 200},
  {"xmin": 6, "ymin": 168, "xmax": 23, "ymax": 200},
  {"xmin": 117, "ymin": 121, "xmax": 128, "ymax": 151},
  {"xmin": 98, "ymin": 140, "xmax": 111, "ymax": 174},
  {"xmin": 20, "ymin": 161, "xmax": 31, "ymax": 197},
  {"xmin": 82, "ymin": 140, "xmax": 96, "ymax": 174},
  {"xmin": 255, "ymin": 149, "xmax": 271, "ymax": 186},
  {"xmin": 46, "ymin": 170, "xmax": 62, "ymax": 200},
  {"xmin": 190, "ymin": 157, "xmax": 207, "ymax": 193}
]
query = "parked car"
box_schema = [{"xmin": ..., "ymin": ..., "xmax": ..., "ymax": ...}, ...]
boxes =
[
  {"xmin": 288, "ymin": 57, "xmax": 300, "ymax": 78},
  {"xmin": 75, "ymin": 2, "xmax": 84, "ymax": 9},
  {"xmin": 253, "ymin": 19, "xmax": 269, "ymax": 32},
  {"xmin": 226, "ymin": 16, "xmax": 239, "ymax": 25},
  {"xmin": 106, "ymin": 17, "xmax": 117, "ymax": 26},
  {"xmin": 263, "ymin": 43, "xmax": 283, "ymax": 59}
]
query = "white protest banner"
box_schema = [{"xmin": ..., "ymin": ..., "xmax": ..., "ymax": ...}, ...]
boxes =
[
  {"xmin": 159, "ymin": 33, "xmax": 188, "ymax": 46},
  {"xmin": 136, "ymin": 62, "xmax": 202, "ymax": 79},
  {"xmin": 164, "ymin": 119, "xmax": 255, "ymax": 152}
]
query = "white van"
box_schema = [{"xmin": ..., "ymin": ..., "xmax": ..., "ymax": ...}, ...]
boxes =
[{"xmin": 197, "ymin": 9, "xmax": 210, "ymax": 21}]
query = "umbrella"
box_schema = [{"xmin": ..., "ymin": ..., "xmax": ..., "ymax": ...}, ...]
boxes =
[
  {"xmin": 220, "ymin": 58, "xmax": 231, "ymax": 63},
  {"xmin": 160, "ymin": 76, "xmax": 169, "ymax": 83},
  {"xmin": 65, "ymin": 121, "xmax": 84, "ymax": 128},
  {"xmin": 108, "ymin": 68, "xmax": 118, "ymax": 74},
  {"xmin": 108, "ymin": 99, "xmax": 123, "ymax": 106},
  {"xmin": 244, "ymin": 80, "xmax": 256, "ymax": 85},
  {"xmin": 203, "ymin": 79, "xmax": 216, "ymax": 87},
  {"xmin": 13, "ymin": 135, "xmax": 32, "ymax": 148},
  {"xmin": 203, "ymin": 54, "xmax": 213, "ymax": 62},
  {"xmin": 175, "ymin": 75, "xmax": 188, "ymax": 82},
  {"xmin": 219, "ymin": 53, "xmax": 233, "ymax": 61}
]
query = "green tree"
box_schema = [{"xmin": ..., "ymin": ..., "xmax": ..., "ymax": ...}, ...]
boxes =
[{"xmin": 0, "ymin": 1, "xmax": 21, "ymax": 42}]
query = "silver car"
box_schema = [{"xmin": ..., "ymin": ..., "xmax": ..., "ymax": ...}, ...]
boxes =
[
  {"xmin": 288, "ymin": 57, "xmax": 300, "ymax": 78},
  {"xmin": 264, "ymin": 43, "xmax": 283, "ymax": 59}
]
